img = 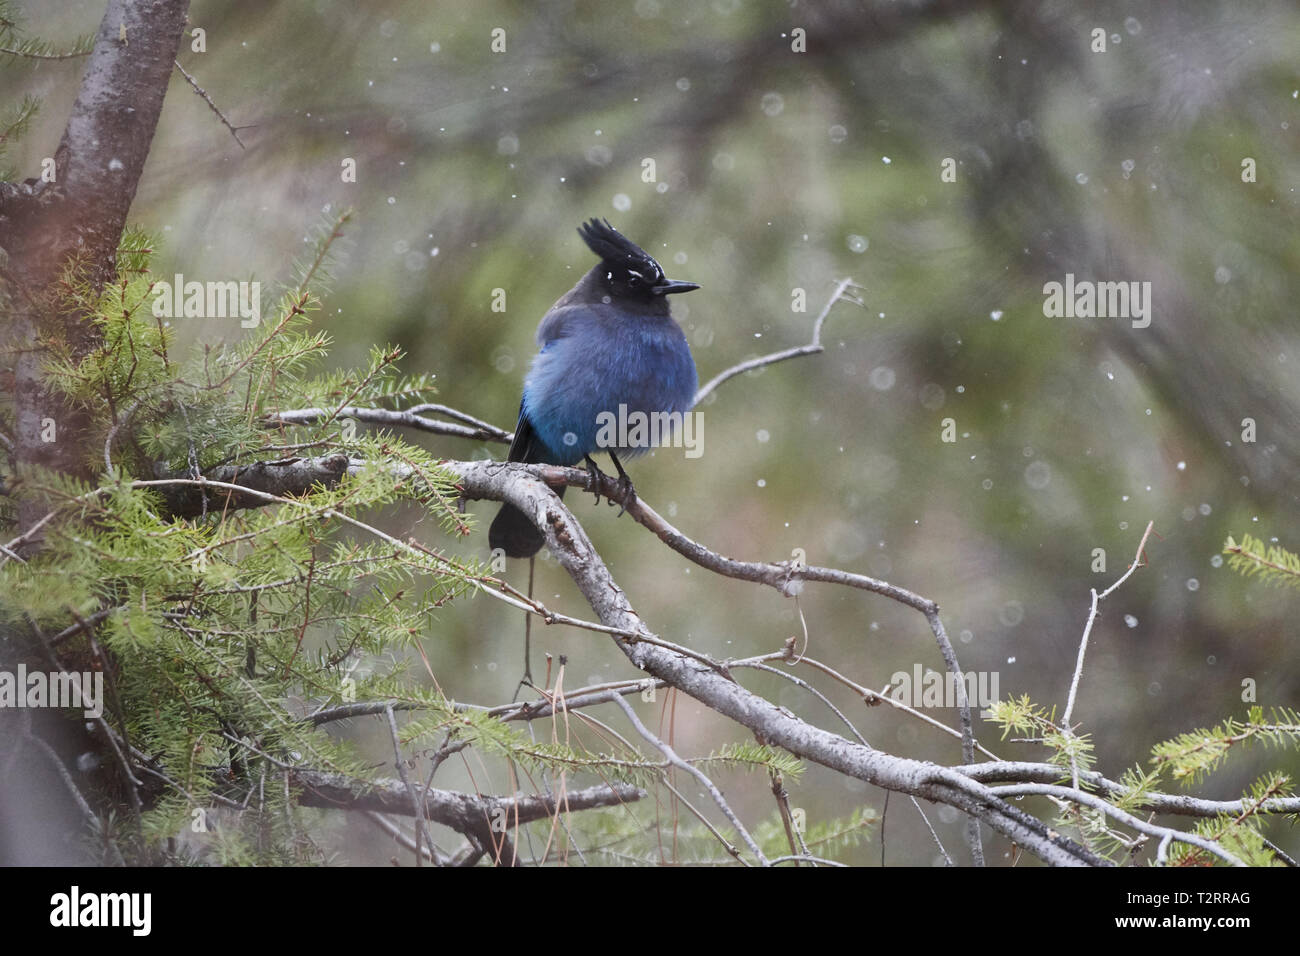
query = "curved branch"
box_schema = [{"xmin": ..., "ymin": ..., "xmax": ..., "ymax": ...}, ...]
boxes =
[
  {"xmin": 449, "ymin": 458, "xmax": 1100, "ymax": 866},
  {"xmin": 693, "ymin": 278, "xmax": 864, "ymax": 406}
]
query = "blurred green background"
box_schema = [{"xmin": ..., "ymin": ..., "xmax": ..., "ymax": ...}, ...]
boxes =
[{"xmin": 6, "ymin": 0, "xmax": 1299, "ymax": 864}]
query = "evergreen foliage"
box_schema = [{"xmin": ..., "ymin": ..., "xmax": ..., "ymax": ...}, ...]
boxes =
[{"xmin": 0, "ymin": 216, "xmax": 836, "ymax": 864}]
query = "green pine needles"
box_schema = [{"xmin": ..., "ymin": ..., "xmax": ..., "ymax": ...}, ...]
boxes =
[
  {"xmin": 2, "ymin": 213, "xmax": 473, "ymax": 861},
  {"xmin": 1, "ymin": 213, "xmax": 833, "ymax": 864},
  {"xmin": 0, "ymin": 2, "xmax": 94, "ymax": 68},
  {"xmin": 1223, "ymin": 534, "xmax": 1300, "ymax": 591},
  {"xmin": 984, "ymin": 698, "xmax": 1299, "ymax": 866}
]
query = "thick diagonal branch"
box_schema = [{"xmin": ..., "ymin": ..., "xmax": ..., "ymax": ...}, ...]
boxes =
[{"xmin": 450, "ymin": 458, "xmax": 1101, "ymax": 866}]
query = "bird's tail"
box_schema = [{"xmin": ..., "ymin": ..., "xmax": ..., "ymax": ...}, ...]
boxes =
[
  {"xmin": 489, "ymin": 407, "xmax": 559, "ymax": 559},
  {"xmin": 489, "ymin": 490, "xmax": 566, "ymax": 559}
]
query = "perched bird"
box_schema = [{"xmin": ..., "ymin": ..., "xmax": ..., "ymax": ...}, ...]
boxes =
[{"xmin": 489, "ymin": 218, "xmax": 699, "ymax": 558}]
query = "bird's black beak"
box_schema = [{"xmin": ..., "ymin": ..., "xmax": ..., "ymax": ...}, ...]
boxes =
[{"xmin": 652, "ymin": 279, "xmax": 700, "ymax": 296}]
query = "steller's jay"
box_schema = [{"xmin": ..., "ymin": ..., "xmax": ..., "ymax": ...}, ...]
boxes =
[{"xmin": 489, "ymin": 218, "xmax": 699, "ymax": 558}]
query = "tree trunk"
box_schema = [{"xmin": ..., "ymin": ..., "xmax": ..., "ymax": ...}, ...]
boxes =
[{"xmin": 0, "ymin": 0, "xmax": 191, "ymax": 542}]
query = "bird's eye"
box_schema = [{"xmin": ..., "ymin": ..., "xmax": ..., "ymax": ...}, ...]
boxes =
[{"xmin": 627, "ymin": 274, "xmax": 641, "ymax": 286}]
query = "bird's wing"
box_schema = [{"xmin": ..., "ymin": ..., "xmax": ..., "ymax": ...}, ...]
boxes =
[{"xmin": 506, "ymin": 401, "xmax": 545, "ymax": 463}]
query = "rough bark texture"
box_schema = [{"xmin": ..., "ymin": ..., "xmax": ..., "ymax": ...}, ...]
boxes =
[
  {"xmin": 0, "ymin": 0, "xmax": 191, "ymax": 536},
  {"xmin": 160, "ymin": 454, "xmax": 352, "ymax": 518},
  {"xmin": 294, "ymin": 772, "xmax": 643, "ymax": 826}
]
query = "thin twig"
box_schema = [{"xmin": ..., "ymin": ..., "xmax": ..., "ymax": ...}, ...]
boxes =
[
  {"xmin": 786, "ymin": 652, "xmax": 1001, "ymax": 759},
  {"xmin": 912, "ymin": 800, "xmax": 953, "ymax": 865},
  {"xmin": 768, "ymin": 854, "xmax": 849, "ymax": 867},
  {"xmin": 386, "ymin": 704, "xmax": 430, "ymax": 866},
  {"xmin": 1062, "ymin": 520, "xmax": 1155, "ymax": 787},
  {"xmin": 742, "ymin": 660, "xmax": 870, "ymax": 747},
  {"xmin": 404, "ymin": 403, "xmax": 512, "ymax": 440},
  {"xmin": 364, "ymin": 811, "xmax": 448, "ymax": 865},
  {"xmin": 26, "ymin": 731, "xmax": 127, "ymax": 866},
  {"xmin": 693, "ymin": 277, "xmax": 863, "ymax": 406},
  {"xmin": 271, "ymin": 405, "xmax": 509, "ymax": 443},
  {"xmin": 173, "ymin": 59, "xmax": 246, "ymax": 149},
  {"xmin": 612, "ymin": 695, "xmax": 768, "ymax": 865}
]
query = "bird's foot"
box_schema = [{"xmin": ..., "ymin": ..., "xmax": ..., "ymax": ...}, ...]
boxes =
[
  {"xmin": 583, "ymin": 455, "xmax": 606, "ymax": 505},
  {"xmin": 612, "ymin": 473, "xmax": 637, "ymax": 517},
  {"xmin": 607, "ymin": 453, "xmax": 636, "ymax": 517}
]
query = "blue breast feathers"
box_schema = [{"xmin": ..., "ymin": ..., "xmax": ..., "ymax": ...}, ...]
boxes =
[{"xmin": 522, "ymin": 308, "xmax": 696, "ymax": 465}]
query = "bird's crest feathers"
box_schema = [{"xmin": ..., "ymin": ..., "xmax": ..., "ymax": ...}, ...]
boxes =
[{"xmin": 577, "ymin": 218, "xmax": 664, "ymax": 281}]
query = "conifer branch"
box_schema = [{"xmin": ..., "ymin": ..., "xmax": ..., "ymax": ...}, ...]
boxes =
[{"xmin": 1223, "ymin": 534, "xmax": 1300, "ymax": 591}]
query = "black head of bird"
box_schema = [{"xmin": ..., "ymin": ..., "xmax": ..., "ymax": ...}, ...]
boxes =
[{"xmin": 574, "ymin": 218, "xmax": 700, "ymax": 304}]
